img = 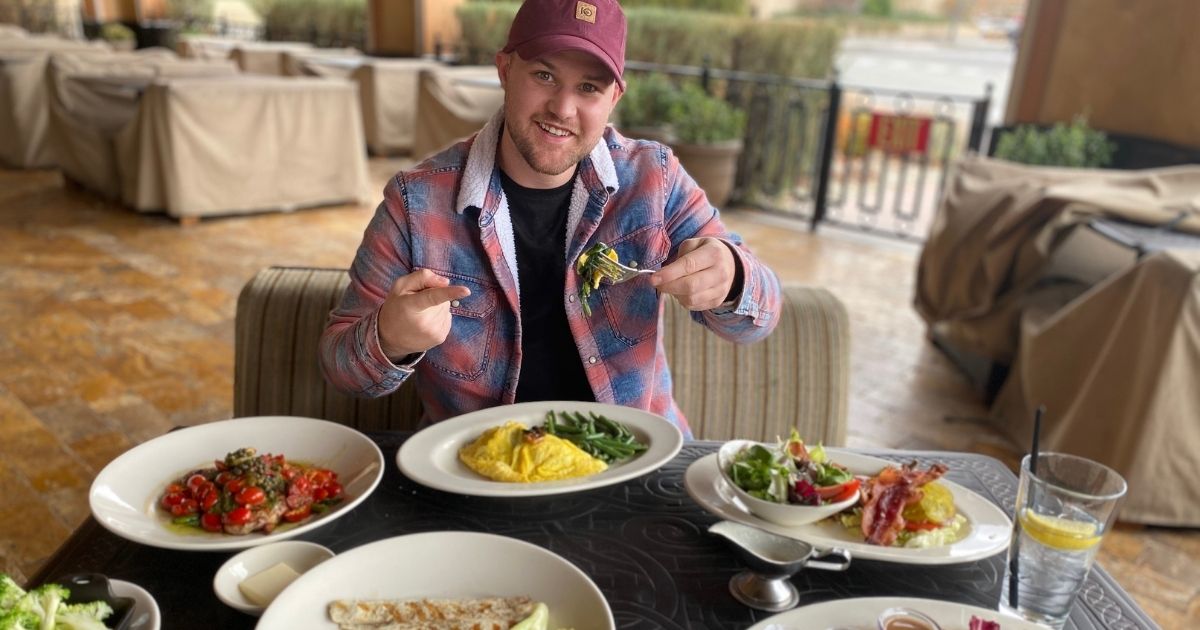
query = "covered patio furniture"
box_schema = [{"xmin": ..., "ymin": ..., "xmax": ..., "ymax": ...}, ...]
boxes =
[
  {"xmin": 917, "ymin": 156, "xmax": 1200, "ymax": 526},
  {"xmin": 288, "ymin": 56, "xmax": 437, "ymax": 156},
  {"xmin": 0, "ymin": 37, "xmax": 108, "ymax": 168},
  {"xmin": 115, "ymin": 75, "xmax": 370, "ymax": 221},
  {"xmin": 228, "ymin": 41, "xmax": 315, "ymax": 75},
  {"xmin": 44, "ymin": 49, "xmax": 237, "ymax": 199},
  {"xmin": 411, "ymin": 65, "xmax": 504, "ymax": 160},
  {"xmin": 280, "ymin": 47, "xmax": 361, "ymax": 77}
]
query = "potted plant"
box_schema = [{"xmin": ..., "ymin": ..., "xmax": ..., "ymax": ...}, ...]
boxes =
[
  {"xmin": 616, "ymin": 72, "xmax": 679, "ymax": 144},
  {"xmin": 667, "ymin": 83, "xmax": 747, "ymax": 208}
]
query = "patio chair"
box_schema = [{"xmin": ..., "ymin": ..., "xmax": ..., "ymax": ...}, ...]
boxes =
[{"xmin": 234, "ymin": 266, "xmax": 850, "ymax": 445}]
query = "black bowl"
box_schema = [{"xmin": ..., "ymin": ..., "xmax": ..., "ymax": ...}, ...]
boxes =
[{"xmin": 54, "ymin": 573, "xmax": 136, "ymax": 630}]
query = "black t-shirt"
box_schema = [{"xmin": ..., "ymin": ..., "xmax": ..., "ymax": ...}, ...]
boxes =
[{"xmin": 499, "ymin": 169, "xmax": 595, "ymax": 403}]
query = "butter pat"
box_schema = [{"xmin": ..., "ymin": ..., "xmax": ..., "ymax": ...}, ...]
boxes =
[{"xmin": 239, "ymin": 562, "xmax": 301, "ymax": 607}]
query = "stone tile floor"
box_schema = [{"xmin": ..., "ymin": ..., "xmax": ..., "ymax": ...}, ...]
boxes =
[{"xmin": 0, "ymin": 161, "xmax": 1195, "ymax": 627}]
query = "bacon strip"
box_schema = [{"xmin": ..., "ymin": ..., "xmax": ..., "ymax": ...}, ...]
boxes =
[{"xmin": 860, "ymin": 462, "xmax": 947, "ymax": 546}]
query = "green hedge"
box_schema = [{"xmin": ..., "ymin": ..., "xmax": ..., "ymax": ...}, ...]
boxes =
[
  {"xmin": 459, "ymin": 4, "xmax": 839, "ymax": 80},
  {"xmin": 252, "ymin": 0, "xmax": 366, "ymax": 47}
]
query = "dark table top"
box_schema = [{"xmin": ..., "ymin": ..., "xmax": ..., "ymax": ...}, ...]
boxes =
[{"xmin": 34, "ymin": 436, "xmax": 1156, "ymax": 629}]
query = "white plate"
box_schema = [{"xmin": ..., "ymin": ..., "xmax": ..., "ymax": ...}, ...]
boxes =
[
  {"xmin": 748, "ymin": 596, "xmax": 1042, "ymax": 630},
  {"xmin": 258, "ymin": 531, "xmax": 614, "ymax": 629},
  {"xmin": 397, "ymin": 401, "xmax": 683, "ymax": 497},
  {"xmin": 110, "ymin": 579, "xmax": 161, "ymax": 630},
  {"xmin": 89, "ymin": 416, "xmax": 384, "ymax": 551},
  {"xmin": 686, "ymin": 451, "xmax": 1012, "ymax": 564}
]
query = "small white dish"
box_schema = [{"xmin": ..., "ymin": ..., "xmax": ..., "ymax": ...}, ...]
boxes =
[
  {"xmin": 110, "ymin": 579, "xmax": 161, "ymax": 630},
  {"xmin": 213, "ymin": 540, "xmax": 335, "ymax": 616},
  {"xmin": 716, "ymin": 440, "xmax": 860, "ymax": 527}
]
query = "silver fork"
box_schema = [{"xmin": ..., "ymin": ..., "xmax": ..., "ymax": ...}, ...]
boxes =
[{"xmin": 594, "ymin": 256, "xmax": 656, "ymax": 285}]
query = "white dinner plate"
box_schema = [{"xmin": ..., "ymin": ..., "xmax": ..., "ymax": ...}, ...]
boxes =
[
  {"xmin": 258, "ymin": 531, "xmax": 614, "ymax": 629},
  {"xmin": 89, "ymin": 416, "xmax": 384, "ymax": 551},
  {"xmin": 686, "ymin": 450, "xmax": 1012, "ymax": 564},
  {"xmin": 749, "ymin": 596, "xmax": 1041, "ymax": 630},
  {"xmin": 397, "ymin": 401, "xmax": 683, "ymax": 497},
  {"xmin": 110, "ymin": 579, "xmax": 161, "ymax": 630}
]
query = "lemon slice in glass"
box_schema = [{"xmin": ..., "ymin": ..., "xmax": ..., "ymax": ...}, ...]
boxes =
[{"xmin": 1019, "ymin": 508, "xmax": 1102, "ymax": 551}]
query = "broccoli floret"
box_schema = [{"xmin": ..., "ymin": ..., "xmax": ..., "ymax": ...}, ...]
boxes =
[
  {"xmin": 51, "ymin": 603, "xmax": 112, "ymax": 630},
  {"xmin": 14, "ymin": 583, "xmax": 69, "ymax": 629},
  {"xmin": 0, "ymin": 575, "xmax": 26, "ymax": 610},
  {"xmin": 0, "ymin": 609, "xmax": 42, "ymax": 630}
]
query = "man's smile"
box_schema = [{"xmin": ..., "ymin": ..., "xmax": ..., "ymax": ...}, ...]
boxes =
[{"xmin": 536, "ymin": 120, "xmax": 575, "ymax": 138}]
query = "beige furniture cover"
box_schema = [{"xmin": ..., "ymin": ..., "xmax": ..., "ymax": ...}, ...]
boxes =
[
  {"xmin": 411, "ymin": 65, "xmax": 504, "ymax": 160},
  {"xmin": 177, "ymin": 35, "xmax": 243, "ymax": 60},
  {"xmin": 289, "ymin": 56, "xmax": 438, "ymax": 156},
  {"xmin": 917, "ymin": 156, "xmax": 1200, "ymax": 526},
  {"xmin": 235, "ymin": 267, "xmax": 850, "ymax": 445},
  {"xmin": 0, "ymin": 24, "xmax": 27, "ymax": 38},
  {"xmin": 45, "ymin": 50, "xmax": 237, "ymax": 199},
  {"xmin": 280, "ymin": 47, "xmax": 360, "ymax": 77},
  {"xmin": 115, "ymin": 76, "xmax": 370, "ymax": 219},
  {"xmin": 228, "ymin": 41, "xmax": 314, "ymax": 75},
  {"xmin": 0, "ymin": 37, "xmax": 107, "ymax": 168}
]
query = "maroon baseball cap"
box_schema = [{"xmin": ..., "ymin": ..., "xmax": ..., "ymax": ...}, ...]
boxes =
[{"xmin": 502, "ymin": 0, "xmax": 627, "ymax": 90}]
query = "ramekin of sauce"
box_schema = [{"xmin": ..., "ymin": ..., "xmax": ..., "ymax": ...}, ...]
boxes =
[{"xmin": 876, "ymin": 607, "xmax": 943, "ymax": 630}]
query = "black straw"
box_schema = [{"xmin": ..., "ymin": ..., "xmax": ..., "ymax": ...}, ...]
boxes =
[
  {"xmin": 1008, "ymin": 404, "xmax": 1046, "ymax": 611},
  {"xmin": 1030, "ymin": 405, "xmax": 1044, "ymax": 475}
]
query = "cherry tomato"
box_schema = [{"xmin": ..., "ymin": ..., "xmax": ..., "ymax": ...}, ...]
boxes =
[
  {"xmin": 309, "ymin": 470, "xmax": 331, "ymax": 486},
  {"xmin": 313, "ymin": 488, "xmax": 328, "ymax": 502},
  {"xmin": 160, "ymin": 492, "xmax": 185, "ymax": 508},
  {"xmin": 224, "ymin": 506, "xmax": 252, "ymax": 525},
  {"xmin": 200, "ymin": 512, "xmax": 222, "ymax": 532},
  {"xmin": 816, "ymin": 478, "xmax": 861, "ymax": 504},
  {"xmin": 165, "ymin": 483, "xmax": 185, "ymax": 495},
  {"xmin": 224, "ymin": 478, "xmax": 244, "ymax": 494},
  {"xmin": 235, "ymin": 486, "xmax": 266, "ymax": 506},
  {"xmin": 214, "ymin": 471, "xmax": 234, "ymax": 486},
  {"xmin": 324, "ymin": 482, "xmax": 342, "ymax": 498},
  {"xmin": 185, "ymin": 474, "xmax": 207, "ymax": 492},
  {"xmin": 282, "ymin": 505, "xmax": 311, "ymax": 523},
  {"xmin": 200, "ymin": 490, "xmax": 219, "ymax": 511}
]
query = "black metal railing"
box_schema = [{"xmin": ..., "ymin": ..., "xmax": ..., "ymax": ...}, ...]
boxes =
[{"xmin": 623, "ymin": 59, "xmax": 991, "ymax": 241}]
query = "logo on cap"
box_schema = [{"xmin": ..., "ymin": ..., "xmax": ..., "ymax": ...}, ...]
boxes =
[{"xmin": 575, "ymin": 1, "xmax": 597, "ymax": 23}]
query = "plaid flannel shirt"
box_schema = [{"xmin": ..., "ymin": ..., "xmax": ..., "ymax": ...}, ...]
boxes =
[{"xmin": 320, "ymin": 109, "xmax": 781, "ymax": 438}]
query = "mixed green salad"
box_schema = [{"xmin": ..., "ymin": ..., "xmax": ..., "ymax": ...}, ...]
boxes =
[
  {"xmin": 0, "ymin": 574, "xmax": 113, "ymax": 630},
  {"xmin": 726, "ymin": 430, "xmax": 860, "ymax": 506}
]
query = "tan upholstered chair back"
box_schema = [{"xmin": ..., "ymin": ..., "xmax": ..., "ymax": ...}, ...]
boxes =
[{"xmin": 235, "ymin": 267, "xmax": 849, "ymax": 445}]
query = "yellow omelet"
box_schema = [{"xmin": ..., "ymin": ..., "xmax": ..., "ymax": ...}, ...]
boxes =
[{"xmin": 459, "ymin": 421, "xmax": 607, "ymax": 483}]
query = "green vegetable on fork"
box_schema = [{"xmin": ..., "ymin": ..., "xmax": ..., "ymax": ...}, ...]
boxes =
[{"xmin": 574, "ymin": 242, "xmax": 627, "ymax": 317}]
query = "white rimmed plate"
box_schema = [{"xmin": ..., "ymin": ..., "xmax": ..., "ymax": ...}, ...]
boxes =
[
  {"xmin": 89, "ymin": 416, "xmax": 384, "ymax": 551},
  {"xmin": 397, "ymin": 401, "xmax": 683, "ymax": 497},
  {"xmin": 686, "ymin": 450, "xmax": 1012, "ymax": 564},
  {"xmin": 748, "ymin": 596, "xmax": 1041, "ymax": 630},
  {"xmin": 258, "ymin": 531, "xmax": 614, "ymax": 629}
]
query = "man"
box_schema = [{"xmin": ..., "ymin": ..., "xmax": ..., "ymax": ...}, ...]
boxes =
[{"xmin": 320, "ymin": 0, "xmax": 781, "ymax": 438}]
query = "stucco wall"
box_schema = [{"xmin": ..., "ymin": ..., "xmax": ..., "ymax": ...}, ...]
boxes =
[{"xmin": 1008, "ymin": 0, "xmax": 1200, "ymax": 148}]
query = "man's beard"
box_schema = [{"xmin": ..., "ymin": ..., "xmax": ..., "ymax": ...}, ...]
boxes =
[{"xmin": 507, "ymin": 116, "xmax": 593, "ymax": 176}]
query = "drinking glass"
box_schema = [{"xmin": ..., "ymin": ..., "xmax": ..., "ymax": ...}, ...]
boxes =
[{"xmin": 1000, "ymin": 452, "xmax": 1127, "ymax": 629}]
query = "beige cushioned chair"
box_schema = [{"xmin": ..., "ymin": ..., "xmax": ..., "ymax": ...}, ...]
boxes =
[{"xmin": 234, "ymin": 266, "xmax": 850, "ymax": 444}]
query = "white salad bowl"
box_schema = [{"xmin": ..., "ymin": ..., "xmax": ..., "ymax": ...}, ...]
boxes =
[{"xmin": 717, "ymin": 440, "xmax": 861, "ymax": 527}]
